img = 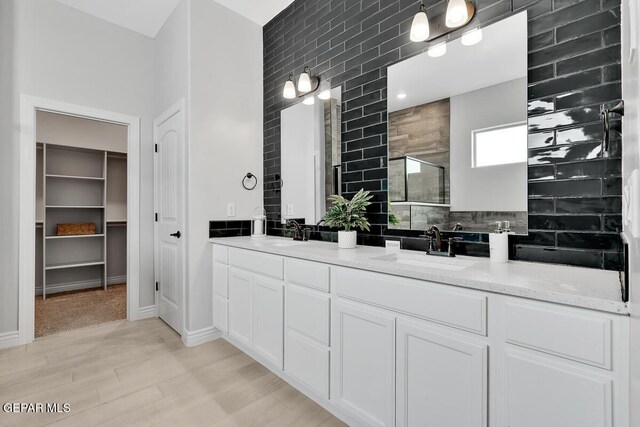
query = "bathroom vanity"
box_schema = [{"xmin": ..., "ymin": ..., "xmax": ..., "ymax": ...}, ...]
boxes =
[{"xmin": 210, "ymin": 236, "xmax": 629, "ymax": 427}]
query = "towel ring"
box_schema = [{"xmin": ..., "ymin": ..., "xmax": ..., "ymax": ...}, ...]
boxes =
[{"xmin": 242, "ymin": 173, "xmax": 258, "ymax": 190}]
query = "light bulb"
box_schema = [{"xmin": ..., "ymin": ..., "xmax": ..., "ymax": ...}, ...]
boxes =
[
  {"xmin": 303, "ymin": 96, "xmax": 315, "ymax": 105},
  {"xmin": 445, "ymin": 0, "xmax": 469, "ymax": 28},
  {"xmin": 461, "ymin": 27, "xmax": 482, "ymax": 45},
  {"xmin": 410, "ymin": 6, "xmax": 430, "ymax": 42},
  {"xmin": 427, "ymin": 42, "xmax": 447, "ymax": 57},
  {"xmin": 283, "ymin": 76, "xmax": 296, "ymax": 99},
  {"xmin": 298, "ymin": 68, "xmax": 312, "ymax": 93}
]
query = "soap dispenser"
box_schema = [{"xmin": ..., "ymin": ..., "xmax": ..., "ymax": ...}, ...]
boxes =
[{"xmin": 489, "ymin": 221, "xmax": 509, "ymax": 263}]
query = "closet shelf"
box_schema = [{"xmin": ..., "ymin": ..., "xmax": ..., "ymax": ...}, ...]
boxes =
[
  {"xmin": 45, "ymin": 260, "xmax": 105, "ymax": 270},
  {"xmin": 45, "ymin": 234, "xmax": 105, "ymax": 240},
  {"xmin": 46, "ymin": 205, "xmax": 105, "ymax": 209},
  {"xmin": 46, "ymin": 174, "xmax": 105, "ymax": 181}
]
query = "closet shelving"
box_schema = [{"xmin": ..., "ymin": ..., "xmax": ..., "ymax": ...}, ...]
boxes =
[{"xmin": 36, "ymin": 143, "xmax": 127, "ymax": 299}]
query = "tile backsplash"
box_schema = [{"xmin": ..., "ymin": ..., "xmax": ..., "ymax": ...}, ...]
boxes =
[{"xmin": 261, "ymin": 0, "xmax": 623, "ymax": 270}]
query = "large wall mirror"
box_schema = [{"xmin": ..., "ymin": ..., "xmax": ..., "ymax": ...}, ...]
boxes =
[
  {"xmin": 387, "ymin": 12, "xmax": 528, "ymax": 234},
  {"xmin": 280, "ymin": 88, "xmax": 342, "ymax": 224}
]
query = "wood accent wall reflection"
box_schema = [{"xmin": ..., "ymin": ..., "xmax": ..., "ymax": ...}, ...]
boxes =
[{"xmin": 263, "ymin": 0, "xmax": 623, "ymax": 270}]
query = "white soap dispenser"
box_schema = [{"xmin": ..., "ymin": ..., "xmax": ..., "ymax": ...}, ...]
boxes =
[{"xmin": 489, "ymin": 221, "xmax": 509, "ymax": 263}]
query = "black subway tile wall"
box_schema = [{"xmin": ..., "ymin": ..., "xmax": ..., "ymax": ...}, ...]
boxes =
[
  {"xmin": 263, "ymin": 0, "xmax": 623, "ymax": 270},
  {"xmin": 209, "ymin": 221, "xmax": 252, "ymax": 238}
]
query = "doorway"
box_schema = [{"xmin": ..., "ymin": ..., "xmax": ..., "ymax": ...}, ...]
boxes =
[
  {"xmin": 34, "ymin": 112, "xmax": 129, "ymax": 337},
  {"xmin": 19, "ymin": 96, "xmax": 141, "ymax": 344}
]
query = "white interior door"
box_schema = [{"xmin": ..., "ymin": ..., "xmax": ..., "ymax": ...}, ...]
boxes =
[{"xmin": 154, "ymin": 102, "xmax": 185, "ymax": 334}]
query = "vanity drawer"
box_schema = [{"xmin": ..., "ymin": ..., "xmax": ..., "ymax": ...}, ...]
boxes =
[
  {"xmin": 286, "ymin": 258, "xmax": 330, "ymax": 292},
  {"xmin": 504, "ymin": 298, "xmax": 612, "ymax": 369},
  {"xmin": 286, "ymin": 284, "xmax": 330, "ymax": 346},
  {"xmin": 213, "ymin": 245, "xmax": 228, "ymax": 264},
  {"xmin": 332, "ymin": 266, "xmax": 487, "ymax": 335},
  {"xmin": 229, "ymin": 248, "xmax": 284, "ymax": 280}
]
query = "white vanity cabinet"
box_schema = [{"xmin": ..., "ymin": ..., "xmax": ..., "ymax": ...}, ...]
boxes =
[
  {"xmin": 224, "ymin": 247, "xmax": 285, "ymax": 370},
  {"xmin": 211, "ymin": 242, "xmax": 629, "ymax": 427},
  {"xmin": 284, "ymin": 258, "xmax": 331, "ymax": 400}
]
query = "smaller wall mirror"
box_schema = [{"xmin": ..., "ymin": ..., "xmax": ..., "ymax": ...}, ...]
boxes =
[
  {"xmin": 280, "ymin": 87, "xmax": 342, "ymax": 224},
  {"xmin": 387, "ymin": 12, "xmax": 529, "ymax": 234}
]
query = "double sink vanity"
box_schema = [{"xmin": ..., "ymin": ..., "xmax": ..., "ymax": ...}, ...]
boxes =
[{"xmin": 210, "ymin": 236, "xmax": 629, "ymax": 427}]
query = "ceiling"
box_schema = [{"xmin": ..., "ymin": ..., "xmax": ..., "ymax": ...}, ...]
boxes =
[
  {"xmin": 55, "ymin": 0, "xmax": 295, "ymax": 38},
  {"xmin": 214, "ymin": 0, "xmax": 294, "ymax": 26}
]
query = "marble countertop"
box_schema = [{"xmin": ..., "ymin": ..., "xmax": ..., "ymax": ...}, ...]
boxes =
[{"xmin": 209, "ymin": 236, "xmax": 628, "ymax": 315}]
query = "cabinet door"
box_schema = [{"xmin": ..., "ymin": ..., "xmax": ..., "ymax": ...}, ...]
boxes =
[
  {"xmin": 228, "ymin": 268, "xmax": 253, "ymax": 348},
  {"xmin": 253, "ymin": 275, "xmax": 284, "ymax": 369},
  {"xmin": 504, "ymin": 349, "xmax": 613, "ymax": 427},
  {"xmin": 331, "ymin": 299, "xmax": 395, "ymax": 427},
  {"xmin": 212, "ymin": 262, "xmax": 228, "ymax": 298},
  {"xmin": 396, "ymin": 319, "xmax": 487, "ymax": 427}
]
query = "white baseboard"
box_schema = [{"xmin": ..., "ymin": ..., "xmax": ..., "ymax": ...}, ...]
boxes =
[
  {"xmin": 0, "ymin": 331, "xmax": 20, "ymax": 350},
  {"xmin": 35, "ymin": 275, "xmax": 127, "ymax": 296},
  {"xmin": 181, "ymin": 326, "xmax": 222, "ymax": 347},
  {"xmin": 138, "ymin": 305, "xmax": 157, "ymax": 319}
]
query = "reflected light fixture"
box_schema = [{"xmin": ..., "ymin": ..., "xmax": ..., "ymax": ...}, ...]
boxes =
[
  {"xmin": 446, "ymin": 0, "xmax": 470, "ymax": 28},
  {"xmin": 302, "ymin": 96, "xmax": 315, "ymax": 105},
  {"xmin": 461, "ymin": 27, "xmax": 482, "ymax": 45},
  {"xmin": 298, "ymin": 66, "xmax": 313, "ymax": 92},
  {"xmin": 397, "ymin": 93, "xmax": 407, "ymax": 99},
  {"xmin": 283, "ymin": 75, "xmax": 296, "ymax": 99},
  {"xmin": 317, "ymin": 78, "xmax": 331, "ymax": 100},
  {"xmin": 410, "ymin": 4, "xmax": 430, "ymax": 42},
  {"xmin": 427, "ymin": 41, "xmax": 447, "ymax": 57}
]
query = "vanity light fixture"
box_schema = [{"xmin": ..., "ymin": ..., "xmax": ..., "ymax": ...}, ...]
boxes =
[
  {"xmin": 461, "ymin": 27, "xmax": 482, "ymax": 45},
  {"xmin": 409, "ymin": 0, "xmax": 475, "ymax": 43},
  {"xmin": 410, "ymin": 4, "xmax": 430, "ymax": 42},
  {"xmin": 283, "ymin": 75, "xmax": 296, "ymax": 99},
  {"xmin": 302, "ymin": 95, "xmax": 315, "ymax": 105},
  {"xmin": 283, "ymin": 66, "xmax": 321, "ymax": 100},
  {"xmin": 428, "ymin": 41, "xmax": 447, "ymax": 57}
]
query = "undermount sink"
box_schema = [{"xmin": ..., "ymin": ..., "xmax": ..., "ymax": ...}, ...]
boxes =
[
  {"xmin": 261, "ymin": 239, "xmax": 308, "ymax": 247},
  {"xmin": 371, "ymin": 252, "xmax": 477, "ymax": 271}
]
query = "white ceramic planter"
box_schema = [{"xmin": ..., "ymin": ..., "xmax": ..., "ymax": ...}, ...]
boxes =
[{"xmin": 338, "ymin": 230, "xmax": 357, "ymax": 249}]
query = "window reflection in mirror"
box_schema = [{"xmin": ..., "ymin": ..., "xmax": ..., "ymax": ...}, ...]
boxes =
[
  {"xmin": 387, "ymin": 12, "xmax": 528, "ymax": 234},
  {"xmin": 280, "ymin": 87, "xmax": 342, "ymax": 225}
]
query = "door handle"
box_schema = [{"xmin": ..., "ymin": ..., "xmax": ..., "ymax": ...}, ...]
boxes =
[{"xmin": 170, "ymin": 231, "xmax": 181, "ymax": 238}]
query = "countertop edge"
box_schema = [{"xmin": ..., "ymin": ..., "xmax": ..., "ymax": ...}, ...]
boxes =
[{"xmin": 209, "ymin": 237, "xmax": 628, "ymax": 315}]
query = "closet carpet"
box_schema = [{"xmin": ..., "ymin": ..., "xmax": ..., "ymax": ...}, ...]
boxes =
[{"xmin": 35, "ymin": 284, "xmax": 126, "ymax": 337}]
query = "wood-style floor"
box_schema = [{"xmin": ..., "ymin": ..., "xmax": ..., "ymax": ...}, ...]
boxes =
[{"xmin": 0, "ymin": 318, "xmax": 346, "ymax": 427}]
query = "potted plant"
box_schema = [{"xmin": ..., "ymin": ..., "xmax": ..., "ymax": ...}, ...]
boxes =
[{"xmin": 321, "ymin": 189, "xmax": 373, "ymax": 249}]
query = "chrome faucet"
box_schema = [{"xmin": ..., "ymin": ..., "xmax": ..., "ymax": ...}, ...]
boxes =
[{"xmin": 287, "ymin": 219, "xmax": 308, "ymax": 241}]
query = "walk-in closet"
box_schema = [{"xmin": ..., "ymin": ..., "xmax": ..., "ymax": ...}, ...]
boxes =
[{"xmin": 34, "ymin": 111, "xmax": 128, "ymax": 337}]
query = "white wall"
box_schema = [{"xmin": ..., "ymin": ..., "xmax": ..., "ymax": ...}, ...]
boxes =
[
  {"xmin": 450, "ymin": 78, "xmax": 528, "ymax": 212},
  {"xmin": 281, "ymin": 101, "xmax": 323, "ymax": 224},
  {"xmin": 154, "ymin": 0, "xmax": 189, "ymax": 116},
  {"xmin": 621, "ymin": 0, "xmax": 640, "ymax": 425},
  {"xmin": 0, "ymin": 0, "xmax": 19, "ymax": 334},
  {"xmin": 187, "ymin": 0, "xmax": 263, "ymax": 331},
  {"xmin": 2, "ymin": 0, "xmax": 156, "ymax": 335},
  {"xmin": 36, "ymin": 111, "xmax": 128, "ymax": 152}
]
